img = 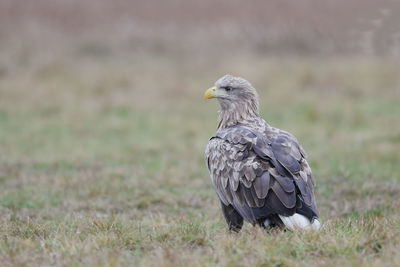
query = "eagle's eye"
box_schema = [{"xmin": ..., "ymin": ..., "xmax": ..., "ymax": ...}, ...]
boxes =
[{"xmin": 223, "ymin": 86, "xmax": 233, "ymax": 92}]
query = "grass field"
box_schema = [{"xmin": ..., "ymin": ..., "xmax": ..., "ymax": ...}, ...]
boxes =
[{"xmin": 0, "ymin": 49, "xmax": 399, "ymax": 266}]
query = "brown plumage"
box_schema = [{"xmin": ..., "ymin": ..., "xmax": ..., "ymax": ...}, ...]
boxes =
[{"xmin": 204, "ymin": 75, "xmax": 320, "ymax": 232}]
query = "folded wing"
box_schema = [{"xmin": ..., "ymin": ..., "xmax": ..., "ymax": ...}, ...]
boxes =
[{"xmin": 205, "ymin": 125, "xmax": 319, "ymax": 226}]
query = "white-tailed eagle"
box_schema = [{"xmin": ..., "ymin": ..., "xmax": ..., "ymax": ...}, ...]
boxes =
[{"xmin": 204, "ymin": 75, "xmax": 320, "ymax": 232}]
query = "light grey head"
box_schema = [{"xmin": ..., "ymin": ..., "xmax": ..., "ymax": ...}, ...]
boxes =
[
  {"xmin": 204, "ymin": 75, "xmax": 260, "ymax": 128},
  {"xmin": 204, "ymin": 74, "xmax": 259, "ymax": 111}
]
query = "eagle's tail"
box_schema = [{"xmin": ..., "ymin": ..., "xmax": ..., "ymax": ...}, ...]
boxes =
[{"xmin": 277, "ymin": 213, "xmax": 321, "ymax": 230}]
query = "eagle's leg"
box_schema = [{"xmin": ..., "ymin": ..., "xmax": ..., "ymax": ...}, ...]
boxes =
[{"xmin": 220, "ymin": 202, "xmax": 243, "ymax": 232}]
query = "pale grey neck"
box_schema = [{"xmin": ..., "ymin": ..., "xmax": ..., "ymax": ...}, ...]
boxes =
[{"xmin": 217, "ymin": 99, "xmax": 260, "ymax": 130}]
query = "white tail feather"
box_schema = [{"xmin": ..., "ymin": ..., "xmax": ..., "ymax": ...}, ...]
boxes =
[{"xmin": 278, "ymin": 213, "xmax": 321, "ymax": 230}]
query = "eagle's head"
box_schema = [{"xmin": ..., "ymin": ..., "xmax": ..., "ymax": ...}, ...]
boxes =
[
  {"xmin": 204, "ymin": 74, "xmax": 258, "ymax": 109},
  {"xmin": 204, "ymin": 75, "xmax": 258, "ymax": 107},
  {"xmin": 204, "ymin": 75, "xmax": 260, "ymax": 128}
]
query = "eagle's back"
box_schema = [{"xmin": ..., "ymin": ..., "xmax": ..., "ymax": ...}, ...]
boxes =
[{"xmin": 205, "ymin": 121, "xmax": 319, "ymax": 227}]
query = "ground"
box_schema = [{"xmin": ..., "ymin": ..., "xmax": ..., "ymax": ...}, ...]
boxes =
[{"xmin": 0, "ymin": 47, "xmax": 399, "ymax": 266}]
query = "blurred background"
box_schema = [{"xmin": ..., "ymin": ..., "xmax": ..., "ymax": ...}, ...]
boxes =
[
  {"xmin": 1, "ymin": 0, "xmax": 400, "ymax": 108},
  {"xmin": 1, "ymin": 0, "xmax": 400, "ymax": 265}
]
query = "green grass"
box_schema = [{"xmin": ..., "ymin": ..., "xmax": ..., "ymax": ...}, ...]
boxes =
[{"xmin": 0, "ymin": 54, "xmax": 399, "ymax": 266}]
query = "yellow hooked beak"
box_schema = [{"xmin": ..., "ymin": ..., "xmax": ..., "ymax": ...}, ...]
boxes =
[
  {"xmin": 204, "ymin": 86, "xmax": 217, "ymax": 99},
  {"xmin": 204, "ymin": 86, "xmax": 226, "ymax": 99}
]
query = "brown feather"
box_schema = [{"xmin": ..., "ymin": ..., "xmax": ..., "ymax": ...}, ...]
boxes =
[{"xmin": 253, "ymin": 172, "xmax": 270, "ymax": 199}]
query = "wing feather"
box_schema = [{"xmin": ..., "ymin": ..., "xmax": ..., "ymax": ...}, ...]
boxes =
[
  {"xmin": 253, "ymin": 172, "xmax": 270, "ymax": 199},
  {"xmin": 206, "ymin": 124, "xmax": 319, "ymax": 224},
  {"xmin": 271, "ymin": 180, "xmax": 296, "ymax": 208}
]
